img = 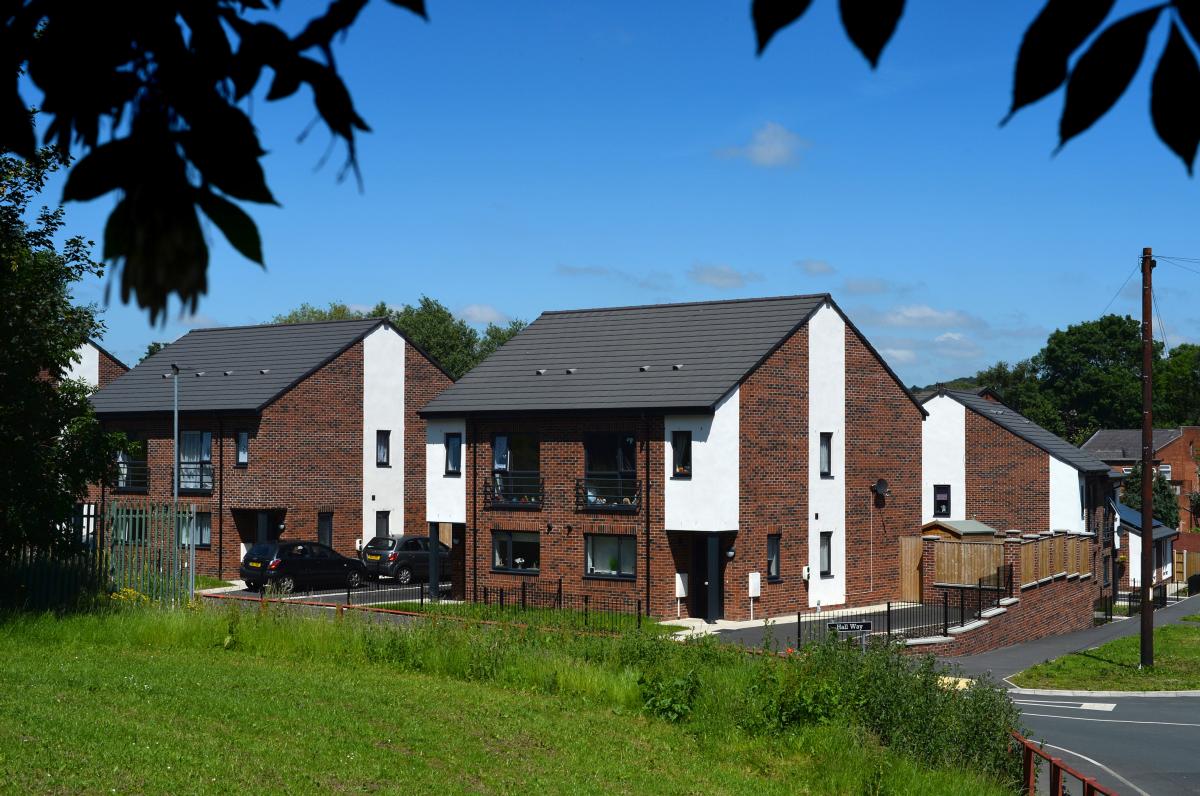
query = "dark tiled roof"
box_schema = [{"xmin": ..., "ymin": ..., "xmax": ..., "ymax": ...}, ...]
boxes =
[
  {"xmin": 934, "ymin": 389, "xmax": 1111, "ymax": 474},
  {"xmin": 420, "ymin": 294, "xmax": 923, "ymax": 416},
  {"xmin": 91, "ymin": 319, "xmax": 386, "ymax": 414},
  {"xmin": 1114, "ymin": 500, "xmax": 1178, "ymax": 541},
  {"xmin": 1081, "ymin": 428, "xmax": 1183, "ymax": 460}
]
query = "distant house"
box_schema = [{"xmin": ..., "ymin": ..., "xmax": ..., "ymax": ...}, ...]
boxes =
[
  {"xmin": 420, "ymin": 294, "xmax": 925, "ymax": 622},
  {"xmin": 1082, "ymin": 428, "xmax": 1200, "ymax": 531},
  {"xmin": 920, "ymin": 388, "xmax": 1116, "ymax": 590},
  {"xmin": 1113, "ymin": 500, "xmax": 1178, "ymax": 588},
  {"xmin": 86, "ymin": 319, "xmax": 453, "ymax": 578},
  {"xmin": 53, "ymin": 339, "xmax": 128, "ymax": 389}
]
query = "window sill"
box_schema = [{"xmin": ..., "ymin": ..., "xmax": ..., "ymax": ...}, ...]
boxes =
[
  {"xmin": 491, "ymin": 568, "xmax": 540, "ymax": 577},
  {"xmin": 233, "ymin": 464, "xmax": 248, "ymax": 469},
  {"xmin": 583, "ymin": 574, "xmax": 636, "ymax": 582},
  {"xmin": 670, "ymin": 474, "xmax": 692, "ymax": 481},
  {"xmin": 376, "ymin": 463, "xmax": 391, "ymax": 468},
  {"xmin": 820, "ymin": 574, "xmax": 834, "ymax": 580},
  {"xmin": 767, "ymin": 577, "xmax": 782, "ymax": 584},
  {"xmin": 179, "ymin": 488, "xmax": 213, "ymax": 496},
  {"xmin": 443, "ymin": 471, "xmax": 462, "ymax": 478},
  {"xmin": 180, "ymin": 545, "xmax": 212, "ymax": 551},
  {"xmin": 819, "ymin": 475, "xmax": 835, "ymax": 480}
]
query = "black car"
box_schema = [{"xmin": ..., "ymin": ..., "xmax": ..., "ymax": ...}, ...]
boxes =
[
  {"xmin": 241, "ymin": 540, "xmax": 365, "ymax": 593},
  {"xmin": 360, "ymin": 535, "xmax": 450, "ymax": 584}
]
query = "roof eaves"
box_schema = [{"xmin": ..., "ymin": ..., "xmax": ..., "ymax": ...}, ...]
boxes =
[{"xmin": 88, "ymin": 338, "xmax": 130, "ymax": 372}]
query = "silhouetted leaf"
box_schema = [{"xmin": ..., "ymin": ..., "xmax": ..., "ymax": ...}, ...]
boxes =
[
  {"xmin": 62, "ymin": 138, "xmax": 136, "ymax": 201},
  {"xmin": 1151, "ymin": 23, "xmax": 1200, "ymax": 173},
  {"xmin": 386, "ymin": 0, "xmax": 427, "ymax": 19},
  {"xmin": 1175, "ymin": 0, "xmax": 1200, "ymax": 45},
  {"xmin": 753, "ymin": 0, "xmax": 814, "ymax": 55},
  {"xmin": 295, "ymin": 0, "xmax": 370, "ymax": 51},
  {"xmin": 266, "ymin": 63, "xmax": 302, "ymax": 100},
  {"xmin": 0, "ymin": 87, "xmax": 35, "ymax": 160},
  {"xmin": 1059, "ymin": 7, "xmax": 1163, "ymax": 147},
  {"xmin": 301, "ymin": 60, "xmax": 371, "ymax": 138},
  {"xmin": 197, "ymin": 190, "xmax": 264, "ymax": 265},
  {"xmin": 1006, "ymin": 0, "xmax": 1115, "ymax": 121},
  {"xmin": 838, "ymin": 0, "xmax": 904, "ymax": 68},
  {"xmin": 103, "ymin": 197, "xmax": 134, "ymax": 261},
  {"xmin": 179, "ymin": 106, "xmax": 277, "ymax": 205}
]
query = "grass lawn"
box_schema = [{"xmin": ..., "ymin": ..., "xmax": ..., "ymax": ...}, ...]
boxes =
[
  {"xmin": 1012, "ymin": 621, "xmax": 1200, "ymax": 691},
  {"xmin": 369, "ymin": 599, "xmax": 688, "ymax": 636},
  {"xmin": 0, "ymin": 609, "xmax": 1011, "ymax": 794},
  {"xmin": 194, "ymin": 575, "xmax": 234, "ymax": 590}
]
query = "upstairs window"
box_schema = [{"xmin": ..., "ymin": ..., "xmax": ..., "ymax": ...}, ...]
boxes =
[
  {"xmin": 492, "ymin": 433, "xmax": 540, "ymax": 504},
  {"xmin": 933, "ymin": 485, "xmax": 951, "ymax": 518},
  {"xmin": 672, "ymin": 430, "xmax": 692, "ymax": 479},
  {"xmin": 1159, "ymin": 463, "xmax": 1173, "ymax": 481},
  {"xmin": 444, "ymin": 432, "xmax": 462, "ymax": 475},
  {"xmin": 235, "ymin": 431, "xmax": 250, "ymax": 467},
  {"xmin": 582, "ymin": 432, "xmax": 638, "ymax": 508},
  {"xmin": 180, "ymin": 431, "xmax": 213, "ymax": 490},
  {"xmin": 819, "ymin": 432, "xmax": 833, "ymax": 478},
  {"xmin": 376, "ymin": 430, "xmax": 391, "ymax": 467}
]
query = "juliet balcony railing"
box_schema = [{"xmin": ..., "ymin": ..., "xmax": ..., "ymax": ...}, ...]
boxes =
[
  {"xmin": 178, "ymin": 462, "xmax": 214, "ymax": 492},
  {"xmin": 575, "ymin": 475, "xmax": 641, "ymax": 512},
  {"xmin": 483, "ymin": 472, "xmax": 544, "ymax": 509},
  {"xmin": 113, "ymin": 461, "xmax": 149, "ymax": 492}
]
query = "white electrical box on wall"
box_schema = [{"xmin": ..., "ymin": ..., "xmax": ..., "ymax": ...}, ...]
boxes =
[
  {"xmin": 675, "ymin": 572, "xmax": 688, "ymax": 598},
  {"xmin": 748, "ymin": 571, "xmax": 761, "ymax": 598}
]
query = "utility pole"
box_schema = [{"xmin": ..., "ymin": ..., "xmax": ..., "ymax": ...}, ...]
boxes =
[{"xmin": 1140, "ymin": 247, "xmax": 1155, "ymax": 669}]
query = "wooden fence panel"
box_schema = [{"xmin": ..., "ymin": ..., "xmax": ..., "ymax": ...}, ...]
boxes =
[
  {"xmin": 934, "ymin": 541, "xmax": 1003, "ymax": 586},
  {"xmin": 899, "ymin": 537, "xmax": 922, "ymax": 602},
  {"xmin": 1021, "ymin": 543, "xmax": 1036, "ymax": 587}
]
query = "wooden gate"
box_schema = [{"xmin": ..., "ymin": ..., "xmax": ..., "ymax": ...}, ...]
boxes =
[{"xmin": 899, "ymin": 537, "xmax": 922, "ymax": 601}]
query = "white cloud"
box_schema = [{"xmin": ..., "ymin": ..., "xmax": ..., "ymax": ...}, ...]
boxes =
[
  {"xmin": 178, "ymin": 312, "xmax": 222, "ymax": 329},
  {"xmin": 863, "ymin": 304, "xmax": 982, "ymax": 329},
  {"xmin": 798, "ymin": 259, "xmax": 834, "ymax": 276},
  {"xmin": 458, "ymin": 303, "xmax": 510, "ymax": 325},
  {"xmin": 555, "ymin": 264, "xmax": 673, "ymax": 292},
  {"xmin": 719, "ymin": 122, "xmax": 809, "ymax": 168},
  {"xmin": 934, "ymin": 331, "xmax": 984, "ymax": 359},
  {"xmin": 879, "ymin": 347, "xmax": 918, "ymax": 365},
  {"xmin": 687, "ymin": 264, "xmax": 763, "ymax": 290}
]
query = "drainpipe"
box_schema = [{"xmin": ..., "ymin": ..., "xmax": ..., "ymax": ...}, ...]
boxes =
[
  {"xmin": 471, "ymin": 417, "xmax": 478, "ymax": 602},
  {"xmin": 217, "ymin": 418, "xmax": 224, "ymax": 579},
  {"xmin": 644, "ymin": 413, "xmax": 652, "ymax": 615}
]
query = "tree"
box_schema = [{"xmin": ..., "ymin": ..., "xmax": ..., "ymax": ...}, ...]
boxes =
[
  {"xmin": 271, "ymin": 297, "xmax": 526, "ymax": 379},
  {"xmin": 1122, "ymin": 461, "xmax": 1181, "ymax": 530},
  {"xmin": 140, "ymin": 341, "xmax": 170, "ymax": 362},
  {"xmin": 1155, "ymin": 343, "xmax": 1200, "ymax": 427},
  {"xmin": 0, "ymin": 150, "xmax": 125, "ymax": 554},
  {"xmin": 2, "ymin": 2, "xmax": 1197, "ymax": 320}
]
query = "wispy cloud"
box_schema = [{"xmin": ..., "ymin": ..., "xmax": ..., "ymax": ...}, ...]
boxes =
[
  {"xmin": 857, "ymin": 304, "xmax": 984, "ymax": 329},
  {"xmin": 687, "ymin": 264, "xmax": 763, "ymax": 290},
  {"xmin": 933, "ymin": 331, "xmax": 984, "ymax": 359},
  {"xmin": 879, "ymin": 347, "xmax": 918, "ymax": 365},
  {"xmin": 841, "ymin": 277, "xmax": 921, "ymax": 296},
  {"xmin": 798, "ymin": 259, "xmax": 834, "ymax": 276},
  {"xmin": 458, "ymin": 303, "xmax": 510, "ymax": 325},
  {"xmin": 718, "ymin": 122, "xmax": 810, "ymax": 168},
  {"xmin": 555, "ymin": 264, "xmax": 673, "ymax": 292}
]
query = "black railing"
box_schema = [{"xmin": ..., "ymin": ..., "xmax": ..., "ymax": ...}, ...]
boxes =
[
  {"xmin": 178, "ymin": 462, "xmax": 214, "ymax": 492},
  {"xmin": 483, "ymin": 472, "xmax": 544, "ymax": 509},
  {"xmin": 113, "ymin": 461, "xmax": 149, "ymax": 492},
  {"xmin": 575, "ymin": 475, "xmax": 641, "ymax": 512},
  {"xmin": 481, "ymin": 580, "xmax": 642, "ymax": 633},
  {"xmin": 796, "ymin": 598, "xmax": 955, "ymax": 646}
]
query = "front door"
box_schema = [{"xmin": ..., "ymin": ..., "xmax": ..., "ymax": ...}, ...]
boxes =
[{"xmin": 689, "ymin": 534, "xmax": 724, "ymax": 622}]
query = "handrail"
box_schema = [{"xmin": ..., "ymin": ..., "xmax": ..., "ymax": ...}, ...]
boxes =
[{"xmin": 1011, "ymin": 730, "xmax": 1117, "ymax": 795}]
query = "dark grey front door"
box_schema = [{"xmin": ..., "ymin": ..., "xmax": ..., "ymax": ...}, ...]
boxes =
[{"xmin": 690, "ymin": 534, "xmax": 723, "ymax": 622}]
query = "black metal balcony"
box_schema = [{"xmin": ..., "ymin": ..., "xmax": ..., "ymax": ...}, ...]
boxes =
[
  {"xmin": 575, "ymin": 475, "xmax": 641, "ymax": 512},
  {"xmin": 484, "ymin": 472, "xmax": 544, "ymax": 509},
  {"xmin": 178, "ymin": 462, "xmax": 214, "ymax": 492},
  {"xmin": 113, "ymin": 461, "xmax": 149, "ymax": 492}
]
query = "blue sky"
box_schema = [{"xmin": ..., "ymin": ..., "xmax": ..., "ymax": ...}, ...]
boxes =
[{"xmin": 40, "ymin": 1, "xmax": 1200, "ymax": 385}]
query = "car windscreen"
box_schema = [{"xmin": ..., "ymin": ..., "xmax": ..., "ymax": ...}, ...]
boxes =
[
  {"xmin": 364, "ymin": 537, "xmax": 397, "ymax": 551},
  {"xmin": 247, "ymin": 543, "xmax": 276, "ymax": 558}
]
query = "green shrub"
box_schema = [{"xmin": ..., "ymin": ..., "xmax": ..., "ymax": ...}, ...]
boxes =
[{"xmin": 639, "ymin": 667, "xmax": 699, "ymax": 722}]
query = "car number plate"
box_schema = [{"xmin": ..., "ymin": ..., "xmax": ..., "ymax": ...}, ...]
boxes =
[
  {"xmin": 367, "ymin": 554, "xmax": 381, "ymax": 561},
  {"xmin": 248, "ymin": 561, "xmax": 262, "ymax": 568}
]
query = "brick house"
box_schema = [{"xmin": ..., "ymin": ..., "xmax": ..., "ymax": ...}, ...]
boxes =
[
  {"xmin": 87, "ymin": 319, "xmax": 452, "ymax": 578},
  {"xmin": 1082, "ymin": 427, "xmax": 1200, "ymax": 531},
  {"xmin": 420, "ymin": 294, "xmax": 925, "ymax": 623},
  {"xmin": 1113, "ymin": 501, "xmax": 1177, "ymax": 589},
  {"xmin": 920, "ymin": 388, "xmax": 1116, "ymax": 590},
  {"xmin": 68, "ymin": 339, "xmax": 129, "ymax": 389}
]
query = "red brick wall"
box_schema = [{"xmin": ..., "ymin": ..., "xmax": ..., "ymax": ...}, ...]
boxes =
[
  {"xmin": 844, "ymin": 327, "xmax": 923, "ymax": 607},
  {"xmin": 97, "ymin": 350, "xmax": 128, "ymax": 388},
  {"xmin": 463, "ymin": 416, "xmax": 663, "ymax": 615},
  {"xmin": 1150, "ymin": 431, "xmax": 1200, "ymax": 531},
  {"xmin": 964, "ymin": 410, "xmax": 1049, "ymax": 532},
  {"xmin": 404, "ymin": 345, "xmax": 453, "ymax": 536}
]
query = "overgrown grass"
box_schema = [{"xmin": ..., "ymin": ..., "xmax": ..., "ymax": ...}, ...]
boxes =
[
  {"xmin": 0, "ymin": 605, "xmax": 1022, "ymax": 793},
  {"xmin": 194, "ymin": 575, "xmax": 234, "ymax": 590},
  {"xmin": 1012, "ymin": 621, "xmax": 1200, "ymax": 690},
  {"xmin": 369, "ymin": 598, "xmax": 687, "ymax": 635}
]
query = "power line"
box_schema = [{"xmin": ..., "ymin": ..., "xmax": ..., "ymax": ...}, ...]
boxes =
[
  {"xmin": 1152, "ymin": 285, "xmax": 1170, "ymax": 350},
  {"xmin": 1102, "ymin": 259, "xmax": 1140, "ymax": 315}
]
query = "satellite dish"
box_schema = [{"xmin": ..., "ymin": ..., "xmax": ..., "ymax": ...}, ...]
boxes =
[{"xmin": 872, "ymin": 479, "xmax": 890, "ymax": 497}]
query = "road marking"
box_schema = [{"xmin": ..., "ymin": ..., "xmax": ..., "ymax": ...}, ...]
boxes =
[
  {"xmin": 1014, "ymin": 700, "xmax": 1115, "ymax": 712},
  {"xmin": 1023, "ymin": 712, "xmax": 1200, "ymax": 727},
  {"xmin": 1039, "ymin": 742, "xmax": 1151, "ymax": 796}
]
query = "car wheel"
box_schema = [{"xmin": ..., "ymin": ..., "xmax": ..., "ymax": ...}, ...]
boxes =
[
  {"xmin": 397, "ymin": 567, "xmax": 413, "ymax": 585},
  {"xmin": 347, "ymin": 570, "xmax": 363, "ymax": 589},
  {"xmin": 245, "ymin": 581, "xmax": 262, "ymax": 592},
  {"xmin": 275, "ymin": 576, "xmax": 296, "ymax": 594}
]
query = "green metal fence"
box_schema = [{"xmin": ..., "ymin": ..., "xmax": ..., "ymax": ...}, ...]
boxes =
[{"xmin": 106, "ymin": 500, "xmax": 193, "ymax": 606}]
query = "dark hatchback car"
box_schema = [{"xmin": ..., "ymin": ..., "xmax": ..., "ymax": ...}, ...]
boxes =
[
  {"xmin": 360, "ymin": 535, "xmax": 450, "ymax": 584},
  {"xmin": 241, "ymin": 540, "xmax": 365, "ymax": 593}
]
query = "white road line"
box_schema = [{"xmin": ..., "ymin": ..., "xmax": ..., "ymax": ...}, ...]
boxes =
[
  {"xmin": 1014, "ymin": 700, "xmax": 1115, "ymax": 712},
  {"xmin": 1039, "ymin": 742, "xmax": 1151, "ymax": 796},
  {"xmin": 1023, "ymin": 712, "xmax": 1200, "ymax": 727}
]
